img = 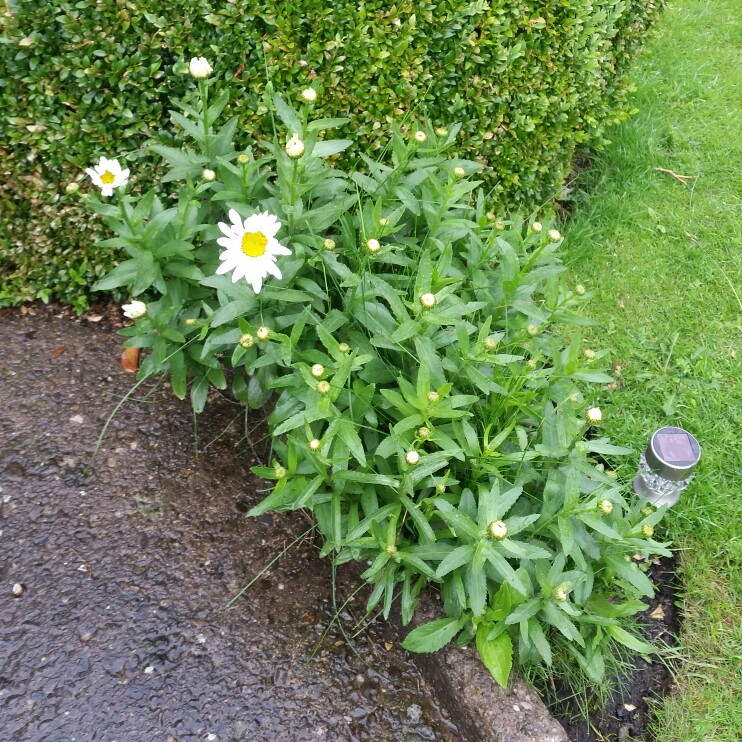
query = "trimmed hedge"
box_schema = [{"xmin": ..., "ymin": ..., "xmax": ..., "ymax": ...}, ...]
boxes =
[{"xmin": 0, "ymin": 0, "xmax": 664, "ymax": 310}]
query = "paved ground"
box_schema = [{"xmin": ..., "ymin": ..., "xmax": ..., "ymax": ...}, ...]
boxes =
[{"xmin": 0, "ymin": 307, "xmax": 454, "ymax": 742}]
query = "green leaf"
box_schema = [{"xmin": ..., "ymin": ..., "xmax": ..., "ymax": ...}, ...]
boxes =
[
  {"xmin": 311, "ymin": 139, "xmax": 353, "ymax": 157},
  {"xmin": 436, "ymin": 544, "xmax": 475, "ymax": 578},
  {"xmin": 402, "ymin": 617, "xmax": 462, "ymax": 653},
  {"xmin": 272, "ymin": 94, "xmax": 302, "ymax": 134},
  {"xmin": 528, "ymin": 617, "xmax": 552, "ymax": 666},
  {"xmin": 476, "ymin": 624, "xmax": 513, "ymax": 687},
  {"xmin": 608, "ymin": 626, "xmax": 654, "ymax": 655},
  {"xmin": 399, "ymin": 495, "xmax": 437, "ymax": 544},
  {"xmin": 336, "ymin": 418, "xmax": 366, "ymax": 466}
]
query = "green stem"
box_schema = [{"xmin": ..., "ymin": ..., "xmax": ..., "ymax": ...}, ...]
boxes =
[
  {"xmin": 200, "ymin": 80, "xmax": 210, "ymax": 160},
  {"xmin": 118, "ymin": 193, "xmax": 136, "ymax": 235}
]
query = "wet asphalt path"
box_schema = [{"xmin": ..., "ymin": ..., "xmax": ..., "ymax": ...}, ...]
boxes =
[{"xmin": 0, "ymin": 308, "xmax": 451, "ymax": 742}]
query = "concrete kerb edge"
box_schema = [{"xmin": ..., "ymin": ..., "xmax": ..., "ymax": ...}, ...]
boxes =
[{"xmin": 399, "ymin": 592, "xmax": 569, "ymax": 742}]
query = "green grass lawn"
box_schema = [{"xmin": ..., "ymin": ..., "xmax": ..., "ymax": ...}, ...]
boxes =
[{"xmin": 561, "ymin": 0, "xmax": 742, "ymax": 739}]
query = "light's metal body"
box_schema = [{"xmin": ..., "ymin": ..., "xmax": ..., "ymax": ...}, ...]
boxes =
[{"xmin": 633, "ymin": 426, "xmax": 701, "ymax": 507}]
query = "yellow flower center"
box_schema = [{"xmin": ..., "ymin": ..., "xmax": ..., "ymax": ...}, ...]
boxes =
[
  {"xmin": 241, "ymin": 231, "xmax": 268, "ymax": 258},
  {"xmin": 100, "ymin": 170, "xmax": 116, "ymax": 185}
]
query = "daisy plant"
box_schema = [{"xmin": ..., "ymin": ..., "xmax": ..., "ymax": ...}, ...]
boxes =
[{"xmin": 89, "ymin": 64, "xmax": 671, "ymax": 689}]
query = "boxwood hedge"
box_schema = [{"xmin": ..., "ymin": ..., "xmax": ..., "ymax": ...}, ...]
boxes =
[{"xmin": 0, "ymin": 0, "xmax": 664, "ymax": 310}]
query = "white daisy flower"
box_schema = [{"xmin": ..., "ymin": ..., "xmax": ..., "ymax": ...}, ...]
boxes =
[
  {"xmin": 86, "ymin": 157, "xmax": 129, "ymax": 197},
  {"xmin": 301, "ymin": 88, "xmax": 317, "ymax": 103},
  {"xmin": 215, "ymin": 210, "xmax": 291, "ymax": 293}
]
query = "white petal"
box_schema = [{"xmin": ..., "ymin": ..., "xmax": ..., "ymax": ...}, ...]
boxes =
[
  {"xmin": 216, "ymin": 259, "xmax": 236, "ymax": 275},
  {"xmin": 217, "ymin": 221, "xmax": 237, "ymax": 239},
  {"xmin": 216, "ymin": 237, "xmax": 233, "ymax": 248},
  {"xmin": 265, "ymin": 261, "xmax": 282, "ymax": 279},
  {"xmin": 250, "ymin": 274, "xmax": 263, "ymax": 293},
  {"xmin": 228, "ymin": 209, "xmax": 244, "ymax": 229},
  {"xmin": 268, "ymin": 242, "xmax": 292, "ymax": 257},
  {"xmin": 101, "ymin": 187, "xmax": 113, "ymax": 197}
]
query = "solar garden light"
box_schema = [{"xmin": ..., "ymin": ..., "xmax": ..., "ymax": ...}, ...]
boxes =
[{"xmin": 633, "ymin": 426, "xmax": 701, "ymax": 507}]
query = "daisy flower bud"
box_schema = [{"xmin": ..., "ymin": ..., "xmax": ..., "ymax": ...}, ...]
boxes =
[
  {"xmin": 583, "ymin": 349, "xmax": 597, "ymax": 360},
  {"xmin": 301, "ymin": 88, "xmax": 317, "ymax": 103},
  {"xmin": 548, "ymin": 229, "xmax": 561, "ymax": 242},
  {"xmin": 256, "ymin": 326, "xmax": 271, "ymax": 341},
  {"xmin": 484, "ymin": 336, "xmax": 498, "ymax": 351},
  {"xmin": 379, "ymin": 217, "xmax": 389, "ymax": 227},
  {"xmin": 414, "ymin": 131, "xmax": 427, "ymax": 144},
  {"xmin": 495, "ymin": 220, "xmax": 506, "ymax": 230},
  {"xmin": 569, "ymin": 393, "xmax": 580, "ymax": 403},
  {"xmin": 531, "ymin": 221, "xmax": 543, "ymax": 233},
  {"xmin": 310, "ymin": 363, "xmax": 325, "ymax": 378},
  {"xmin": 554, "ymin": 586, "xmax": 568, "ymax": 602},
  {"xmin": 405, "ymin": 450, "xmax": 420, "ymax": 465},
  {"xmin": 385, "ymin": 544, "xmax": 398, "ymax": 555},
  {"xmin": 237, "ymin": 153, "xmax": 250, "ymax": 164},
  {"xmin": 316, "ymin": 380, "xmax": 331, "ymax": 395},
  {"xmin": 575, "ymin": 284, "xmax": 586, "ymax": 295},
  {"xmin": 419, "ymin": 292, "xmax": 437, "ymax": 309},
  {"xmin": 122, "ymin": 300, "xmax": 147, "ymax": 320},
  {"xmin": 527, "ymin": 324, "xmax": 539, "ymax": 336},
  {"xmin": 641, "ymin": 506, "xmax": 654, "ymax": 517},
  {"xmin": 427, "ymin": 391, "xmax": 440, "ymax": 403},
  {"xmin": 527, "ymin": 358, "xmax": 538, "ymax": 369},
  {"xmin": 338, "ymin": 342, "xmax": 350, "ymax": 353},
  {"xmin": 323, "ymin": 238, "xmax": 336, "ymax": 250},
  {"xmin": 642, "ymin": 523, "xmax": 655, "ymax": 539},
  {"xmin": 239, "ymin": 333, "xmax": 254, "ymax": 349},
  {"xmin": 598, "ymin": 499, "xmax": 614, "ymax": 515},
  {"xmin": 65, "ymin": 182, "xmax": 80, "ymax": 194},
  {"xmin": 489, "ymin": 520, "xmax": 508, "ymax": 540},
  {"xmin": 285, "ymin": 134, "xmax": 305, "ymax": 158},
  {"xmin": 606, "ymin": 470, "xmax": 617, "ymax": 480},
  {"xmin": 417, "ymin": 426, "xmax": 431, "ymax": 439},
  {"xmin": 274, "ymin": 465, "xmax": 287, "ymax": 479},
  {"xmin": 184, "ymin": 318, "xmax": 198, "ymax": 326},
  {"xmin": 435, "ymin": 482, "xmax": 447, "ymax": 494},
  {"xmin": 309, "ymin": 438, "xmax": 321, "ymax": 451},
  {"xmin": 435, "ymin": 127, "xmax": 448, "ymax": 137},
  {"xmin": 365, "ymin": 238, "xmax": 381, "ymax": 254},
  {"xmin": 202, "ymin": 168, "xmax": 216, "ymax": 182},
  {"xmin": 189, "ymin": 56, "xmax": 213, "ymax": 79},
  {"xmin": 453, "ymin": 166, "xmax": 465, "ymax": 178},
  {"xmin": 586, "ymin": 407, "xmax": 603, "ymax": 424}
]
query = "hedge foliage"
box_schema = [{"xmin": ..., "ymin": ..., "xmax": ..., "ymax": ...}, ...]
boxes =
[{"xmin": 0, "ymin": 0, "xmax": 664, "ymax": 310}]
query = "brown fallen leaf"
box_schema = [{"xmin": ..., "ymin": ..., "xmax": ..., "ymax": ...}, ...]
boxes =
[
  {"xmin": 649, "ymin": 605, "xmax": 665, "ymax": 621},
  {"xmin": 120, "ymin": 347, "xmax": 140, "ymax": 373},
  {"xmin": 384, "ymin": 641, "xmax": 393, "ymax": 651},
  {"xmin": 52, "ymin": 346, "xmax": 66, "ymax": 357},
  {"xmin": 623, "ymin": 703, "xmax": 637, "ymax": 712},
  {"xmin": 85, "ymin": 314, "xmax": 104, "ymax": 323}
]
